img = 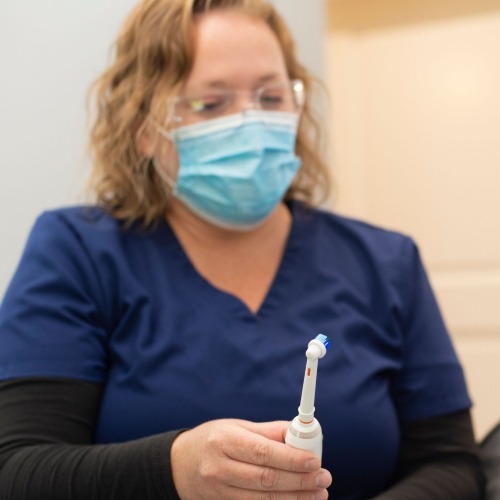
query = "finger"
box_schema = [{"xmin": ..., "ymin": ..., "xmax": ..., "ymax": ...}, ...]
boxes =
[
  {"xmin": 222, "ymin": 425, "xmax": 323, "ymax": 473},
  {"xmin": 223, "ymin": 460, "xmax": 332, "ymax": 492},
  {"xmin": 238, "ymin": 420, "xmax": 290, "ymax": 443},
  {"xmin": 226, "ymin": 485, "xmax": 329, "ymax": 500}
]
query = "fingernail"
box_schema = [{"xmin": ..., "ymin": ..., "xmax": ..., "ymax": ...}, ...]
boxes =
[
  {"xmin": 315, "ymin": 472, "xmax": 330, "ymax": 488},
  {"xmin": 305, "ymin": 458, "xmax": 319, "ymax": 470},
  {"xmin": 312, "ymin": 492, "xmax": 328, "ymax": 500}
]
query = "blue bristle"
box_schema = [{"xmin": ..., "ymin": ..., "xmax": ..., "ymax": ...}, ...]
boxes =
[{"xmin": 315, "ymin": 333, "xmax": 331, "ymax": 351}]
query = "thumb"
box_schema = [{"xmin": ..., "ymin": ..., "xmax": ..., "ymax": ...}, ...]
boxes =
[{"xmin": 238, "ymin": 419, "xmax": 290, "ymax": 443}]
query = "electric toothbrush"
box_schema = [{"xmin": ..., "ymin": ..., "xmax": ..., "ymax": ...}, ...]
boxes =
[{"xmin": 285, "ymin": 334, "xmax": 330, "ymax": 460}]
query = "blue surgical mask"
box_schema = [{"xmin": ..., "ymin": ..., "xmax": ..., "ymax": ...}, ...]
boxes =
[{"xmin": 157, "ymin": 110, "xmax": 301, "ymax": 230}]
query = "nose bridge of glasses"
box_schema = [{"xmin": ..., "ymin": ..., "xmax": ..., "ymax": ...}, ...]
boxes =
[{"xmin": 233, "ymin": 89, "xmax": 259, "ymax": 112}]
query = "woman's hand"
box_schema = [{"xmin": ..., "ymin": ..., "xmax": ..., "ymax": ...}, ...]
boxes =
[{"xmin": 170, "ymin": 419, "xmax": 332, "ymax": 499}]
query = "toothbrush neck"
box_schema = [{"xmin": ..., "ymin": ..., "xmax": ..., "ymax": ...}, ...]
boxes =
[{"xmin": 298, "ymin": 358, "xmax": 318, "ymax": 423}]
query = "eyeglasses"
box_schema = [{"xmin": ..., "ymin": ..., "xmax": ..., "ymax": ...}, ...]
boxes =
[{"xmin": 169, "ymin": 79, "xmax": 304, "ymax": 124}]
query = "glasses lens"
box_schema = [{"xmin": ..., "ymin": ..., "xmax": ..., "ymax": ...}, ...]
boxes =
[
  {"xmin": 258, "ymin": 82, "xmax": 295, "ymax": 111},
  {"xmin": 175, "ymin": 90, "xmax": 232, "ymax": 120}
]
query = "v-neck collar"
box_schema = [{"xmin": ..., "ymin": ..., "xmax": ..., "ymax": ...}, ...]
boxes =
[{"xmin": 156, "ymin": 201, "xmax": 308, "ymax": 320}]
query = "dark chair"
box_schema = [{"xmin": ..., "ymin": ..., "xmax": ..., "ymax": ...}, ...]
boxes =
[{"xmin": 481, "ymin": 421, "xmax": 500, "ymax": 499}]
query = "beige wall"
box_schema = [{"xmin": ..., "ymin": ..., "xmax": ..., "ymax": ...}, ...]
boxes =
[{"xmin": 326, "ymin": 0, "xmax": 500, "ymax": 438}]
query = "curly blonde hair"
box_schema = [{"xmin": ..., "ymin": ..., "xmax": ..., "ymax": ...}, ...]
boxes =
[{"xmin": 88, "ymin": 0, "xmax": 331, "ymax": 227}]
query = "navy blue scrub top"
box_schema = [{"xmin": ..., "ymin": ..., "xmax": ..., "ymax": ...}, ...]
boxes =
[{"xmin": 0, "ymin": 201, "xmax": 471, "ymax": 499}]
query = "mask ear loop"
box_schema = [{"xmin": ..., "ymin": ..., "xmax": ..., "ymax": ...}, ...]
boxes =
[
  {"xmin": 146, "ymin": 115, "xmax": 179, "ymax": 195},
  {"xmin": 153, "ymin": 158, "xmax": 178, "ymax": 195}
]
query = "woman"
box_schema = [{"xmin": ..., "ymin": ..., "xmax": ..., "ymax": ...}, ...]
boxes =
[{"xmin": 0, "ymin": 0, "xmax": 485, "ymax": 498}]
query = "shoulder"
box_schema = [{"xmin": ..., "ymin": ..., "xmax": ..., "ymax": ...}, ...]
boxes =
[
  {"xmin": 293, "ymin": 202, "xmax": 418, "ymax": 263},
  {"xmin": 34, "ymin": 205, "xmax": 121, "ymax": 235},
  {"xmin": 30, "ymin": 205, "xmax": 156, "ymax": 247},
  {"xmin": 26, "ymin": 206, "xmax": 172, "ymax": 273},
  {"xmin": 23, "ymin": 206, "xmax": 135, "ymax": 270}
]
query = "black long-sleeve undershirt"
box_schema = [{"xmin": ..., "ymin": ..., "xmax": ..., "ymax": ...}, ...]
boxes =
[
  {"xmin": 0, "ymin": 378, "xmax": 181, "ymax": 499},
  {"xmin": 0, "ymin": 377, "xmax": 485, "ymax": 499}
]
